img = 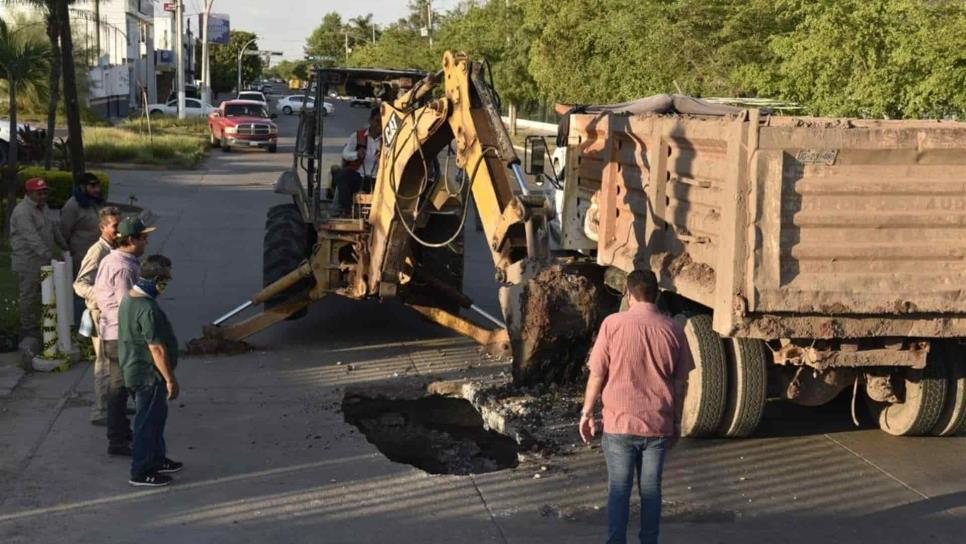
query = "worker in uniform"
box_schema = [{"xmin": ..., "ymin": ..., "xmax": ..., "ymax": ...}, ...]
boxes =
[
  {"xmin": 61, "ymin": 172, "xmax": 106, "ymax": 319},
  {"xmin": 10, "ymin": 177, "xmax": 67, "ymax": 356},
  {"xmin": 334, "ymin": 106, "xmax": 382, "ymax": 216}
]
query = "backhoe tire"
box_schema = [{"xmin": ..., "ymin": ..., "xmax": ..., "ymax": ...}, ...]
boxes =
[
  {"xmin": 931, "ymin": 344, "xmax": 966, "ymax": 436},
  {"xmin": 408, "ymin": 212, "xmax": 465, "ymax": 315},
  {"xmin": 867, "ymin": 351, "xmax": 947, "ymax": 437},
  {"xmin": 676, "ymin": 313, "xmax": 727, "ymax": 438},
  {"xmin": 263, "ymin": 203, "xmax": 313, "ymax": 321},
  {"xmin": 718, "ymin": 337, "xmax": 768, "ymax": 438}
]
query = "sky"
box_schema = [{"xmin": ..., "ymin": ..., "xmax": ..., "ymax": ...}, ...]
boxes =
[{"xmin": 184, "ymin": 0, "xmax": 463, "ymax": 62}]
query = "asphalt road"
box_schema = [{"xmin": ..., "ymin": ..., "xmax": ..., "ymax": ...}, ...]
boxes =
[{"xmin": 0, "ymin": 99, "xmax": 964, "ymax": 543}]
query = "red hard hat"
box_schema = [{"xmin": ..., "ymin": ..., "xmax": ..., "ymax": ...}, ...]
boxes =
[{"xmin": 24, "ymin": 178, "xmax": 48, "ymax": 192}]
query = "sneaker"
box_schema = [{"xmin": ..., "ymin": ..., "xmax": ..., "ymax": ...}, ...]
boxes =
[
  {"xmin": 108, "ymin": 445, "xmax": 132, "ymax": 457},
  {"xmin": 128, "ymin": 473, "xmax": 172, "ymax": 487},
  {"xmin": 156, "ymin": 458, "xmax": 183, "ymax": 474}
]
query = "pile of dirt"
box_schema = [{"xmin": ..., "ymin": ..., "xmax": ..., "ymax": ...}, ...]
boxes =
[
  {"xmin": 183, "ymin": 333, "xmax": 254, "ymax": 356},
  {"xmin": 514, "ymin": 263, "xmax": 618, "ymax": 386}
]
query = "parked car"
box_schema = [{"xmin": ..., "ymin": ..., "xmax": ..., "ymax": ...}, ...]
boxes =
[
  {"xmin": 147, "ymin": 97, "xmax": 216, "ymax": 117},
  {"xmin": 237, "ymin": 91, "xmax": 269, "ymax": 107},
  {"xmin": 208, "ymin": 100, "xmax": 278, "ymax": 153},
  {"xmin": 0, "ymin": 121, "xmax": 48, "ymax": 165},
  {"xmin": 275, "ymin": 95, "xmax": 335, "ymax": 116},
  {"xmin": 349, "ymin": 96, "xmax": 375, "ymax": 108}
]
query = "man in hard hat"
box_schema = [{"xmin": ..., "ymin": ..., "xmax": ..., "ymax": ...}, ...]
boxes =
[{"xmin": 10, "ymin": 177, "xmax": 67, "ymax": 355}]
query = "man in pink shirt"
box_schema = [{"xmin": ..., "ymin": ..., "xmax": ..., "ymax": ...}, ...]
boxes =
[
  {"xmin": 579, "ymin": 269, "xmax": 693, "ymax": 544},
  {"xmin": 94, "ymin": 217, "xmax": 155, "ymax": 456}
]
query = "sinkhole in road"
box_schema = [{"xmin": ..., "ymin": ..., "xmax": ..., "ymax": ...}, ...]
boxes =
[{"xmin": 342, "ymin": 394, "xmax": 520, "ymax": 475}]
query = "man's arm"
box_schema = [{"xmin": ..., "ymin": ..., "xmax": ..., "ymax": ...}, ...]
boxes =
[
  {"xmin": 73, "ymin": 246, "xmax": 99, "ymax": 302},
  {"xmin": 579, "ymin": 320, "xmax": 610, "ymax": 443},
  {"xmin": 341, "ymin": 133, "xmax": 359, "ymax": 162},
  {"xmin": 147, "ymin": 343, "xmax": 178, "ymax": 400},
  {"xmin": 59, "ymin": 201, "xmax": 77, "ymax": 246}
]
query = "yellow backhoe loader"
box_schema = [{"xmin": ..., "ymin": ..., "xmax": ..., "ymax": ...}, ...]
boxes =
[{"xmin": 204, "ymin": 54, "xmax": 611, "ymax": 385}]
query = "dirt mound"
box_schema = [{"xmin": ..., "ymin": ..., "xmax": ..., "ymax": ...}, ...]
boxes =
[
  {"xmin": 513, "ymin": 262, "xmax": 618, "ymax": 386},
  {"xmin": 184, "ymin": 333, "xmax": 254, "ymax": 356}
]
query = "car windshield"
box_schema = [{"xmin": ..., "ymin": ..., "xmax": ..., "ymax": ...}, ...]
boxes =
[{"xmin": 224, "ymin": 104, "xmax": 269, "ymax": 118}]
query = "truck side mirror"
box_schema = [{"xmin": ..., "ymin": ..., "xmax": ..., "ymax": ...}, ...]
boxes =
[{"xmin": 525, "ymin": 135, "xmax": 547, "ymax": 176}]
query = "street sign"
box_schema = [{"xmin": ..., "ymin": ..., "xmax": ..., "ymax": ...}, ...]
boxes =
[
  {"xmin": 199, "ymin": 13, "xmax": 230, "ymax": 44},
  {"xmin": 163, "ymin": 2, "xmax": 175, "ymax": 11}
]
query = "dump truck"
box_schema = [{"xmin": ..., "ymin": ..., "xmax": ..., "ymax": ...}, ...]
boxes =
[{"xmin": 530, "ymin": 95, "xmax": 966, "ymax": 437}]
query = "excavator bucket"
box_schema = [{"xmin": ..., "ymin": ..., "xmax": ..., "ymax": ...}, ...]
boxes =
[{"xmin": 502, "ymin": 260, "xmax": 618, "ymax": 386}]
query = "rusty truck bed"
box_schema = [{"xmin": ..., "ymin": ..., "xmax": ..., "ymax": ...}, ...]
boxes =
[{"xmin": 562, "ymin": 110, "xmax": 966, "ymax": 340}]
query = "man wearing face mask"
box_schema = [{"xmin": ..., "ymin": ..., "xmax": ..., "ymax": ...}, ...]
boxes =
[
  {"xmin": 119, "ymin": 255, "xmax": 182, "ymax": 487},
  {"xmin": 94, "ymin": 217, "xmax": 154, "ymax": 456}
]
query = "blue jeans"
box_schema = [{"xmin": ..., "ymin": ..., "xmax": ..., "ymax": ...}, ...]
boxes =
[
  {"xmin": 130, "ymin": 381, "xmax": 168, "ymax": 479},
  {"xmin": 602, "ymin": 433, "xmax": 668, "ymax": 544}
]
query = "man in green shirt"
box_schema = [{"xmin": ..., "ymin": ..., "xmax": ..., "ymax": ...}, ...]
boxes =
[{"xmin": 118, "ymin": 255, "xmax": 182, "ymax": 487}]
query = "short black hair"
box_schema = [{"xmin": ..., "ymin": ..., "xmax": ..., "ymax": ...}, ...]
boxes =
[
  {"xmin": 626, "ymin": 269, "xmax": 658, "ymax": 303},
  {"xmin": 141, "ymin": 254, "xmax": 172, "ymax": 281},
  {"xmin": 79, "ymin": 172, "xmax": 101, "ymax": 186}
]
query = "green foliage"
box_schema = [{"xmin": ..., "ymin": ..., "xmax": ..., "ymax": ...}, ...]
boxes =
[
  {"xmin": 267, "ymin": 59, "xmax": 311, "ymax": 81},
  {"xmin": 83, "ymin": 125, "xmax": 207, "ymax": 168},
  {"xmin": 305, "ymin": 12, "xmax": 346, "ymax": 61},
  {"xmin": 322, "ymin": 0, "xmax": 964, "ymax": 120},
  {"xmin": 210, "ymin": 30, "xmax": 263, "ymax": 94},
  {"xmin": 16, "ymin": 167, "xmax": 109, "ymax": 208}
]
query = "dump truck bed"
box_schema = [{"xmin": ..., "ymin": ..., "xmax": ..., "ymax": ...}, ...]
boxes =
[{"xmin": 564, "ymin": 110, "xmax": 966, "ymax": 339}]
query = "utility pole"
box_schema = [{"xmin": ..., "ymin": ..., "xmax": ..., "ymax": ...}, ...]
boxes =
[
  {"xmin": 344, "ymin": 31, "xmax": 349, "ymax": 64},
  {"xmin": 371, "ymin": 24, "xmax": 375, "ymax": 44},
  {"xmin": 201, "ymin": 0, "xmax": 214, "ymax": 106},
  {"xmin": 427, "ymin": 0, "xmax": 433, "ymax": 48},
  {"xmin": 176, "ymin": 0, "xmax": 186, "ymax": 119},
  {"xmin": 94, "ymin": 0, "xmax": 100, "ymax": 61}
]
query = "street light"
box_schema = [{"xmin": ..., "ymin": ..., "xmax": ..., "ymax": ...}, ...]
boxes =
[{"xmin": 237, "ymin": 37, "xmax": 257, "ymax": 93}]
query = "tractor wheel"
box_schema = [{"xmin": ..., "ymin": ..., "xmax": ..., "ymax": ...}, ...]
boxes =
[
  {"xmin": 931, "ymin": 343, "xmax": 966, "ymax": 436},
  {"xmin": 867, "ymin": 350, "xmax": 947, "ymax": 436},
  {"xmin": 263, "ymin": 204, "xmax": 314, "ymax": 320},
  {"xmin": 718, "ymin": 337, "xmax": 768, "ymax": 438},
  {"xmin": 408, "ymin": 212, "xmax": 465, "ymax": 314},
  {"xmin": 676, "ymin": 313, "xmax": 727, "ymax": 437}
]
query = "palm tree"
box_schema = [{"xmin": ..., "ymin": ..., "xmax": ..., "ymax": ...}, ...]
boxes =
[
  {"xmin": 55, "ymin": 0, "xmax": 83, "ymax": 180},
  {"xmin": 349, "ymin": 14, "xmax": 376, "ymax": 44},
  {"xmin": 3, "ymin": 1, "xmax": 63, "ymax": 169},
  {"xmin": 0, "ymin": 17, "xmax": 50, "ymax": 236}
]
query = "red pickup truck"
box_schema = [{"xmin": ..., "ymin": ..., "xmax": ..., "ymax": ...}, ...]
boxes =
[{"xmin": 208, "ymin": 100, "xmax": 278, "ymax": 153}]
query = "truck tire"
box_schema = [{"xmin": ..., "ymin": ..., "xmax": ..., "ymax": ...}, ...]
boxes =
[
  {"xmin": 867, "ymin": 354, "xmax": 947, "ymax": 436},
  {"xmin": 718, "ymin": 337, "xmax": 768, "ymax": 438},
  {"xmin": 264, "ymin": 204, "xmax": 313, "ymax": 320},
  {"xmin": 931, "ymin": 344, "xmax": 966, "ymax": 436},
  {"xmin": 676, "ymin": 313, "xmax": 727, "ymax": 437},
  {"xmin": 209, "ymin": 130, "xmax": 220, "ymax": 148}
]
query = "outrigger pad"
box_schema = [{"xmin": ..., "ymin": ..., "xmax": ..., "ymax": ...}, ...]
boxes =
[{"xmin": 510, "ymin": 261, "xmax": 619, "ymax": 386}]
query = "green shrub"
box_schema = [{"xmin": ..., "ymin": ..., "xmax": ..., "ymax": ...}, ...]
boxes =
[{"xmin": 15, "ymin": 168, "xmax": 110, "ymax": 209}]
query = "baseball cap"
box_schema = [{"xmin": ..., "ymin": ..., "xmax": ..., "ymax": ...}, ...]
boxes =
[
  {"xmin": 117, "ymin": 217, "xmax": 156, "ymax": 238},
  {"xmin": 25, "ymin": 178, "xmax": 48, "ymax": 192}
]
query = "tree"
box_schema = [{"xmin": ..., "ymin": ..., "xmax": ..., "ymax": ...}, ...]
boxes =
[
  {"xmin": 209, "ymin": 31, "xmax": 262, "ymax": 94},
  {"xmin": 0, "ymin": 17, "xmax": 50, "ymax": 236},
  {"xmin": 348, "ymin": 14, "xmax": 377, "ymax": 45},
  {"xmin": 305, "ymin": 12, "xmax": 345, "ymax": 61},
  {"xmin": 55, "ymin": 0, "xmax": 82, "ymax": 180}
]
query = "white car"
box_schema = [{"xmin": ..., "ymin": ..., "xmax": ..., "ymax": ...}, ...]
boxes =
[
  {"xmin": 276, "ymin": 95, "xmax": 334, "ymax": 116},
  {"xmin": 237, "ymin": 91, "xmax": 268, "ymax": 108},
  {"xmin": 147, "ymin": 97, "xmax": 216, "ymax": 118}
]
